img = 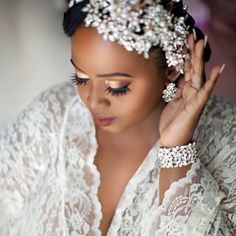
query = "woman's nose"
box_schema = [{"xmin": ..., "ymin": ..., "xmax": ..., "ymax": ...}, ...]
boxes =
[{"xmin": 86, "ymin": 84, "xmax": 110, "ymax": 110}]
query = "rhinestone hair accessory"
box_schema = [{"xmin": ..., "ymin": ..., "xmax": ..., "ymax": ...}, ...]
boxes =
[
  {"xmin": 158, "ymin": 142, "xmax": 198, "ymax": 168},
  {"xmin": 68, "ymin": 0, "xmax": 190, "ymax": 73}
]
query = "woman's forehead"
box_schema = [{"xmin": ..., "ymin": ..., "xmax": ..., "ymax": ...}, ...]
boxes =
[{"xmin": 71, "ymin": 25, "xmax": 153, "ymax": 74}]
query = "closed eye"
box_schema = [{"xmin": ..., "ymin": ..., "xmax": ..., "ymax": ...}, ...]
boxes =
[
  {"xmin": 70, "ymin": 73, "xmax": 89, "ymax": 86},
  {"xmin": 70, "ymin": 73, "xmax": 131, "ymax": 96},
  {"xmin": 105, "ymin": 83, "xmax": 131, "ymax": 96}
]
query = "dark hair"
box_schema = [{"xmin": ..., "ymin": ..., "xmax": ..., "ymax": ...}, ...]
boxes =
[{"xmin": 63, "ymin": 0, "xmax": 211, "ymax": 68}]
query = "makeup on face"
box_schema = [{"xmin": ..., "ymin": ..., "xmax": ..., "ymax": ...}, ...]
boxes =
[
  {"xmin": 70, "ymin": 25, "xmax": 165, "ymax": 134},
  {"xmin": 92, "ymin": 113, "xmax": 116, "ymax": 127},
  {"xmin": 70, "ymin": 59, "xmax": 133, "ymax": 97}
]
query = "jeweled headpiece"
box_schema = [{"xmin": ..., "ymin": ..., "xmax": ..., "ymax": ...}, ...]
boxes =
[{"xmin": 68, "ymin": 0, "xmax": 190, "ymax": 73}]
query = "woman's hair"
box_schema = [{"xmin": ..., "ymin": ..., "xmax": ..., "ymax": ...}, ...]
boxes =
[{"xmin": 63, "ymin": 0, "xmax": 211, "ymax": 70}]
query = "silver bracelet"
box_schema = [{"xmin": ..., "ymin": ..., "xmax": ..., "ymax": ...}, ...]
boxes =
[{"xmin": 158, "ymin": 142, "xmax": 198, "ymax": 168}]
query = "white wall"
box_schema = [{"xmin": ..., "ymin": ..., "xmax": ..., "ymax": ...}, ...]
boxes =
[{"xmin": 0, "ymin": 0, "xmax": 71, "ymax": 130}]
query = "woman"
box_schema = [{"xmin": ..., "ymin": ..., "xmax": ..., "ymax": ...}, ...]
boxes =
[{"xmin": 0, "ymin": 0, "xmax": 235, "ymax": 235}]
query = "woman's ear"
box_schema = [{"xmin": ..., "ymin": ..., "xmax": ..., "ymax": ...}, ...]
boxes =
[{"xmin": 164, "ymin": 67, "xmax": 182, "ymax": 86}]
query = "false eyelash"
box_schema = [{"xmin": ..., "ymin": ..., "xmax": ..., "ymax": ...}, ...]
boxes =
[
  {"xmin": 70, "ymin": 73, "xmax": 131, "ymax": 96},
  {"xmin": 105, "ymin": 83, "xmax": 131, "ymax": 96},
  {"xmin": 70, "ymin": 73, "xmax": 89, "ymax": 86}
]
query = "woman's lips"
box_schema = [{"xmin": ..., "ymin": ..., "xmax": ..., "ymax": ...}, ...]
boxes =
[{"xmin": 92, "ymin": 114, "xmax": 116, "ymax": 127}]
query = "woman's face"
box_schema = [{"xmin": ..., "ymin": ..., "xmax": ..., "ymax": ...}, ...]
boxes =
[{"xmin": 71, "ymin": 24, "xmax": 166, "ymax": 133}]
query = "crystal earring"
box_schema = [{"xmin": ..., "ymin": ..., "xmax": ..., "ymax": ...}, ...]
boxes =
[{"xmin": 162, "ymin": 82, "xmax": 177, "ymax": 103}]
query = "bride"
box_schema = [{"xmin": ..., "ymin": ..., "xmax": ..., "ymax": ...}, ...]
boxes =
[{"xmin": 0, "ymin": 0, "xmax": 235, "ymax": 235}]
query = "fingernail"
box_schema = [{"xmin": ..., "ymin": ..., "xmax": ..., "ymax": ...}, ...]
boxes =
[
  {"xmin": 204, "ymin": 35, "xmax": 208, "ymax": 47},
  {"xmin": 193, "ymin": 28, "xmax": 197, "ymax": 41},
  {"xmin": 219, "ymin": 63, "xmax": 226, "ymax": 74}
]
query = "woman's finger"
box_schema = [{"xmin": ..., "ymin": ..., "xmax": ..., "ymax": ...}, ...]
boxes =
[
  {"xmin": 184, "ymin": 54, "xmax": 192, "ymax": 82},
  {"xmin": 201, "ymin": 63, "xmax": 225, "ymax": 95},
  {"xmin": 187, "ymin": 33, "xmax": 195, "ymax": 64},
  {"xmin": 193, "ymin": 38, "xmax": 205, "ymax": 74},
  {"xmin": 172, "ymin": 76, "xmax": 185, "ymax": 100},
  {"xmin": 185, "ymin": 33, "xmax": 195, "ymax": 82},
  {"xmin": 191, "ymin": 38, "xmax": 205, "ymax": 90}
]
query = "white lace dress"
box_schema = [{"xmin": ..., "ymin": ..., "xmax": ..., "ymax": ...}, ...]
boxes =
[{"xmin": 0, "ymin": 82, "xmax": 235, "ymax": 236}]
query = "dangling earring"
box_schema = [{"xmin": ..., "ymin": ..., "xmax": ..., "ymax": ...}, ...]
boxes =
[{"xmin": 162, "ymin": 82, "xmax": 177, "ymax": 103}]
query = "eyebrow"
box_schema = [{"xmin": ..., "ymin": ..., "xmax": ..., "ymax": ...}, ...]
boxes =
[{"xmin": 70, "ymin": 59, "xmax": 133, "ymax": 78}]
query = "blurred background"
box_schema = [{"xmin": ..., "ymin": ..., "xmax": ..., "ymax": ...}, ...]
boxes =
[{"xmin": 0, "ymin": 0, "xmax": 235, "ymax": 130}]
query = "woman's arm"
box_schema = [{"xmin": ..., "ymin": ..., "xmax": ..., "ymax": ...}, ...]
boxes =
[
  {"xmin": 159, "ymin": 164, "xmax": 191, "ymax": 204},
  {"xmin": 148, "ymin": 159, "xmax": 230, "ymax": 235},
  {"xmin": 153, "ymin": 29, "xmax": 235, "ymax": 234},
  {"xmin": 153, "ymin": 94, "xmax": 236, "ymax": 235}
]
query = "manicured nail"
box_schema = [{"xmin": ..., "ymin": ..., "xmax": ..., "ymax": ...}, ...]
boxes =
[
  {"xmin": 193, "ymin": 28, "xmax": 197, "ymax": 41},
  {"xmin": 219, "ymin": 63, "xmax": 226, "ymax": 74},
  {"xmin": 204, "ymin": 35, "xmax": 208, "ymax": 47}
]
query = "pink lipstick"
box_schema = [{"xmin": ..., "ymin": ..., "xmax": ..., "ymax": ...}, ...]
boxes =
[{"xmin": 92, "ymin": 114, "xmax": 116, "ymax": 127}]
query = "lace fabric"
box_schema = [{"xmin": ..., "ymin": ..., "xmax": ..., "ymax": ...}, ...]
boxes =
[{"xmin": 0, "ymin": 82, "xmax": 235, "ymax": 235}]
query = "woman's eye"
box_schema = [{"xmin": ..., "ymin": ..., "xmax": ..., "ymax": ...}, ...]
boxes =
[
  {"xmin": 105, "ymin": 83, "xmax": 131, "ymax": 96},
  {"xmin": 70, "ymin": 73, "xmax": 89, "ymax": 86},
  {"xmin": 70, "ymin": 73, "xmax": 131, "ymax": 97}
]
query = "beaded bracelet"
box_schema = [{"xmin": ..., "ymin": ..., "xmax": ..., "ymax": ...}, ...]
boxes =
[{"xmin": 158, "ymin": 141, "xmax": 198, "ymax": 168}]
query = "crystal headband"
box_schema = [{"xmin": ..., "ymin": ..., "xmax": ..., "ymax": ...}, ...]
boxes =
[{"xmin": 68, "ymin": 0, "xmax": 190, "ymax": 73}]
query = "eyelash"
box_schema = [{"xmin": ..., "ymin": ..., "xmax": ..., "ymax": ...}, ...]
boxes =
[
  {"xmin": 70, "ymin": 73, "xmax": 89, "ymax": 86},
  {"xmin": 70, "ymin": 73, "xmax": 131, "ymax": 96}
]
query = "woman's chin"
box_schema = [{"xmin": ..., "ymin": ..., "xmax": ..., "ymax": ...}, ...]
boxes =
[
  {"xmin": 97, "ymin": 124, "xmax": 123, "ymax": 134},
  {"xmin": 95, "ymin": 120, "xmax": 127, "ymax": 134}
]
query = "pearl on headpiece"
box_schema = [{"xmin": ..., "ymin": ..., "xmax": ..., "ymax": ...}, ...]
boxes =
[{"xmin": 68, "ymin": 0, "xmax": 190, "ymax": 73}]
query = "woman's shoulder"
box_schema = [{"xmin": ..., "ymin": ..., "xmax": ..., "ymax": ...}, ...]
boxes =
[
  {"xmin": 203, "ymin": 94, "xmax": 236, "ymax": 121},
  {"xmin": 0, "ymin": 82, "xmax": 77, "ymax": 142},
  {"xmin": 36, "ymin": 81, "xmax": 76, "ymax": 103},
  {"xmin": 28, "ymin": 81, "xmax": 77, "ymax": 120},
  {"xmin": 32, "ymin": 81, "xmax": 78, "ymax": 130},
  {"xmin": 194, "ymin": 95, "xmax": 236, "ymax": 217},
  {"xmin": 194, "ymin": 94, "xmax": 236, "ymax": 157},
  {"xmin": 194, "ymin": 94, "xmax": 236, "ymax": 181}
]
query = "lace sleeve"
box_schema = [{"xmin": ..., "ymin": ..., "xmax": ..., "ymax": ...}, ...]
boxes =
[
  {"xmin": 147, "ymin": 159, "xmax": 231, "ymax": 235},
  {"xmin": 195, "ymin": 95, "xmax": 236, "ymax": 235},
  {"xmin": 0, "ymin": 82, "xmax": 75, "ymax": 235},
  {"xmin": 147, "ymin": 96, "xmax": 236, "ymax": 235}
]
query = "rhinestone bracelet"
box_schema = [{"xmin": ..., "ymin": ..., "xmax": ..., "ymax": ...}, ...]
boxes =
[{"xmin": 158, "ymin": 142, "xmax": 198, "ymax": 168}]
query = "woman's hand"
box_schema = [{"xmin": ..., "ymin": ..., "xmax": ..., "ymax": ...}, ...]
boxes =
[{"xmin": 159, "ymin": 33, "xmax": 225, "ymax": 147}]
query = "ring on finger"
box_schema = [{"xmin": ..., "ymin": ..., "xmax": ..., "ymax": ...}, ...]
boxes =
[{"xmin": 185, "ymin": 54, "xmax": 191, "ymax": 61}]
